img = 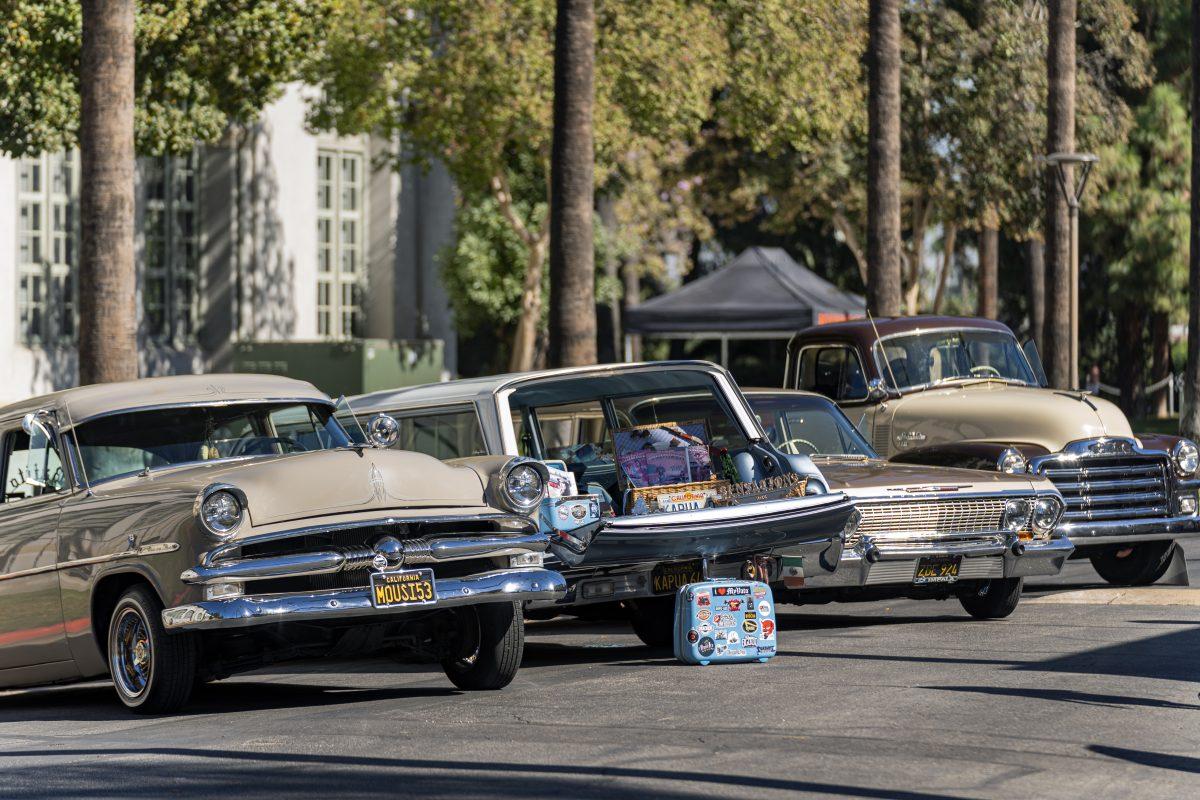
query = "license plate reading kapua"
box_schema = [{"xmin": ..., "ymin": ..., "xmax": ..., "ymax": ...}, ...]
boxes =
[{"xmin": 370, "ymin": 569, "xmax": 437, "ymax": 608}]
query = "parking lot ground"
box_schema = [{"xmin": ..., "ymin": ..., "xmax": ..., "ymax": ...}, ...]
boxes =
[{"xmin": 0, "ymin": 548, "xmax": 1197, "ymax": 799}]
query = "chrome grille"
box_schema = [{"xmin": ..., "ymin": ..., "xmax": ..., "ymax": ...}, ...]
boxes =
[
  {"xmin": 1036, "ymin": 455, "xmax": 1169, "ymax": 522},
  {"xmin": 856, "ymin": 498, "xmax": 1007, "ymax": 544}
]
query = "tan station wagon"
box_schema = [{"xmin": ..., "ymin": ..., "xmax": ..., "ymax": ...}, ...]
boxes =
[
  {"xmin": 0, "ymin": 374, "xmax": 578, "ymax": 713},
  {"xmin": 787, "ymin": 316, "xmax": 1200, "ymax": 586}
]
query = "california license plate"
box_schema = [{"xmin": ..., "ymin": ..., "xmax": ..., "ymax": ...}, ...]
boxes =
[
  {"xmin": 370, "ymin": 568, "xmax": 437, "ymax": 608},
  {"xmin": 913, "ymin": 555, "xmax": 961, "ymax": 585},
  {"xmin": 651, "ymin": 559, "xmax": 703, "ymax": 594}
]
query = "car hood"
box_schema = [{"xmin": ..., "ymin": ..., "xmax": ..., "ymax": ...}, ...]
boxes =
[
  {"xmin": 108, "ymin": 448, "xmax": 490, "ymax": 527},
  {"xmin": 887, "ymin": 382, "xmax": 1133, "ymax": 453},
  {"xmin": 812, "ymin": 457, "xmax": 1041, "ymax": 497}
]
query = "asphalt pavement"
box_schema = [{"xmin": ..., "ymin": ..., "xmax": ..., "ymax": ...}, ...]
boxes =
[{"xmin": 1, "ymin": 548, "xmax": 1197, "ymax": 799}]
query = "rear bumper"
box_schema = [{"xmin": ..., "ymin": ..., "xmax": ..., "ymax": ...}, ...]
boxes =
[
  {"xmin": 161, "ymin": 568, "xmax": 566, "ymax": 631},
  {"xmin": 791, "ymin": 533, "xmax": 1073, "ymax": 590},
  {"xmin": 1059, "ymin": 515, "xmax": 1200, "ymax": 547},
  {"xmin": 572, "ymin": 493, "xmax": 855, "ymax": 567}
]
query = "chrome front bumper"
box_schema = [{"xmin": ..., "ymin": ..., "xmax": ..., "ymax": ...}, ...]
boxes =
[
  {"xmin": 162, "ymin": 568, "xmax": 566, "ymax": 631},
  {"xmin": 786, "ymin": 533, "xmax": 1074, "ymax": 590},
  {"xmin": 1058, "ymin": 515, "xmax": 1200, "ymax": 547}
]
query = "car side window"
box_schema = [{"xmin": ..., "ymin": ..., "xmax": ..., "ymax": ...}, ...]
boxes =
[
  {"xmin": 398, "ymin": 409, "xmax": 487, "ymax": 460},
  {"xmin": 797, "ymin": 346, "xmax": 868, "ymax": 401},
  {"xmin": 2, "ymin": 429, "xmax": 67, "ymax": 503}
]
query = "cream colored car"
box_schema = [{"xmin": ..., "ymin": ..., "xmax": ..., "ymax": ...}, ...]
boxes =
[{"xmin": 787, "ymin": 315, "xmax": 1200, "ymax": 585}]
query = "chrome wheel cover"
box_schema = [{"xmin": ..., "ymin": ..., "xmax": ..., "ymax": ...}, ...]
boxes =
[{"xmin": 110, "ymin": 607, "xmax": 152, "ymax": 699}]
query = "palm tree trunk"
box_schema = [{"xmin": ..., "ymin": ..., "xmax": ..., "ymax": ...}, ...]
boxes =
[
  {"xmin": 1028, "ymin": 238, "xmax": 1045, "ymax": 351},
  {"xmin": 79, "ymin": 0, "xmax": 138, "ymax": 385},
  {"xmin": 1184, "ymin": 0, "xmax": 1200, "ymax": 438},
  {"xmin": 932, "ymin": 223, "xmax": 957, "ymax": 314},
  {"xmin": 866, "ymin": 0, "xmax": 903, "ymax": 317},
  {"xmin": 1044, "ymin": 0, "xmax": 1076, "ymax": 388},
  {"xmin": 1151, "ymin": 310, "xmax": 1170, "ymax": 418},
  {"xmin": 1117, "ymin": 304, "xmax": 1145, "ymax": 416},
  {"xmin": 548, "ymin": 0, "xmax": 597, "ymax": 367},
  {"xmin": 977, "ymin": 223, "xmax": 999, "ymax": 319}
]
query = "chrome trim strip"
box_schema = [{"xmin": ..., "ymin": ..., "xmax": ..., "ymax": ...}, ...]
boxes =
[
  {"xmin": 602, "ymin": 493, "xmax": 848, "ymax": 531},
  {"xmin": 0, "ymin": 543, "xmax": 181, "ymax": 583},
  {"xmin": 202, "ymin": 512, "xmax": 536, "ymax": 566},
  {"xmin": 161, "ymin": 567, "xmax": 567, "ymax": 630},
  {"xmin": 184, "ymin": 532, "xmax": 551, "ymax": 584}
]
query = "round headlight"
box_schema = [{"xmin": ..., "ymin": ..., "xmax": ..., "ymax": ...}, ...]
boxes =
[
  {"xmin": 997, "ymin": 448, "xmax": 1027, "ymax": 474},
  {"xmin": 502, "ymin": 463, "xmax": 546, "ymax": 511},
  {"xmin": 1002, "ymin": 498, "xmax": 1032, "ymax": 533},
  {"xmin": 1173, "ymin": 440, "xmax": 1199, "ymax": 476},
  {"xmin": 201, "ymin": 490, "xmax": 243, "ymax": 536},
  {"xmin": 1031, "ymin": 496, "xmax": 1063, "ymax": 536}
]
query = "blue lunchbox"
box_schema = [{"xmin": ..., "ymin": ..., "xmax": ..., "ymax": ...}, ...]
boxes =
[{"xmin": 673, "ymin": 580, "xmax": 778, "ymax": 665}]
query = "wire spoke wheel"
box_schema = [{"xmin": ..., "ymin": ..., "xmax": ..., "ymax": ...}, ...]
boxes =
[{"xmin": 110, "ymin": 607, "xmax": 153, "ymax": 699}]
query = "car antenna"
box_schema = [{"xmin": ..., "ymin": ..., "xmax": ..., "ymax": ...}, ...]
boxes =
[{"xmin": 867, "ymin": 309, "xmax": 900, "ymax": 395}]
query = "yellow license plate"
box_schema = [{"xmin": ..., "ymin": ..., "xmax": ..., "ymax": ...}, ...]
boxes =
[
  {"xmin": 370, "ymin": 569, "xmax": 437, "ymax": 608},
  {"xmin": 913, "ymin": 556, "xmax": 961, "ymax": 585}
]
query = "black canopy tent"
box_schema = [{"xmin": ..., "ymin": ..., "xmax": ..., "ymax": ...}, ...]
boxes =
[{"xmin": 623, "ymin": 247, "xmax": 865, "ymax": 365}]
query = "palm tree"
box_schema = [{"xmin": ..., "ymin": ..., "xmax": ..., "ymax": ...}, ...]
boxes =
[
  {"xmin": 867, "ymin": 0, "xmax": 903, "ymax": 317},
  {"xmin": 1182, "ymin": 0, "xmax": 1200, "ymax": 439},
  {"xmin": 79, "ymin": 0, "xmax": 138, "ymax": 385},
  {"xmin": 548, "ymin": 0, "xmax": 598, "ymax": 367},
  {"xmin": 1044, "ymin": 0, "xmax": 1076, "ymax": 388}
]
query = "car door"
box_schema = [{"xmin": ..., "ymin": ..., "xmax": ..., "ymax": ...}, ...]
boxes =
[{"xmin": 0, "ymin": 418, "xmax": 73, "ymax": 674}]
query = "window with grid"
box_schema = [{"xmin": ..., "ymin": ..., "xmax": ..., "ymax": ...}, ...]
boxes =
[
  {"xmin": 17, "ymin": 152, "xmax": 78, "ymax": 344},
  {"xmin": 143, "ymin": 151, "xmax": 200, "ymax": 342},
  {"xmin": 316, "ymin": 148, "xmax": 365, "ymax": 339}
]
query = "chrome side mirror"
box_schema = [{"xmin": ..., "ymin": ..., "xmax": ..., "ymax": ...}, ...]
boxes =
[
  {"xmin": 367, "ymin": 413, "xmax": 401, "ymax": 448},
  {"xmin": 867, "ymin": 377, "xmax": 888, "ymax": 401}
]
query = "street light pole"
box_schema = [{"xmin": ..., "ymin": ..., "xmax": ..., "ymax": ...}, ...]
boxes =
[{"xmin": 1043, "ymin": 151, "xmax": 1098, "ymax": 391}]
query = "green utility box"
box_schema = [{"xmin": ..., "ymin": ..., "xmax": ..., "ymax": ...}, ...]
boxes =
[{"xmin": 230, "ymin": 339, "xmax": 445, "ymax": 397}]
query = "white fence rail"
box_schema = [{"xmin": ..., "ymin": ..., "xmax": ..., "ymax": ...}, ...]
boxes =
[{"xmin": 1094, "ymin": 374, "xmax": 1185, "ymax": 416}]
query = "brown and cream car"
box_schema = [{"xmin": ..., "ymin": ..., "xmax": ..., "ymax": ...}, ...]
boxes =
[
  {"xmin": 786, "ymin": 315, "xmax": 1200, "ymax": 586},
  {"xmin": 745, "ymin": 389, "xmax": 1071, "ymax": 618},
  {"xmin": 0, "ymin": 374, "xmax": 575, "ymax": 713}
]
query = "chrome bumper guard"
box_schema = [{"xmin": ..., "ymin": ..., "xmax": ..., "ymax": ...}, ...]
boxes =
[
  {"xmin": 792, "ymin": 532, "xmax": 1074, "ymax": 589},
  {"xmin": 1058, "ymin": 515, "xmax": 1200, "ymax": 547},
  {"xmin": 162, "ymin": 567, "xmax": 567, "ymax": 631}
]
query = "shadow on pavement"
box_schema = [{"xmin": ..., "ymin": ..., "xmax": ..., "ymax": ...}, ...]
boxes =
[
  {"xmin": 1088, "ymin": 744, "xmax": 1200, "ymax": 775},
  {"xmin": 920, "ymin": 685, "xmax": 1200, "ymax": 711},
  {"xmin": 0, "ymin": 681, "xmax": 458, "ymax": 723},
  {"xmin": 1015, "ymin": 627, "xmax": 1200, "ymax": 683},
  {"xmin": 776, "ymin": 610, "xmax": 968, "ymax": 629},
  {"xmin": 0, "ymin": 747, "xmax": 976, "ymax": 800}
]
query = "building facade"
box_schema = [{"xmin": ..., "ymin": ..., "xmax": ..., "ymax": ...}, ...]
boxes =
[{"xmin": 0, "ymin": 84, "xmax": 456, "ymax": 405}]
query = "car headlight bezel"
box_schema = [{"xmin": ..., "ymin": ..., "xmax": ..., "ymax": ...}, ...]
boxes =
[
  {"xmin": 195, "ymin": 483, "xmax": 247, "ymax": 538},
  {"xmin": 1172, "ymin": 439, "xmax": 1199, "ymax": 476},
  {"xmin": 1001, "ymin": 498, "xmax": 1033, "ymax": 534},
  {"xmin": 1030, "ymin": 495, "xmax": 1063, "ymax": 537},
  {"xmin": 497, "ymin": 458, "xmax": 549, "ymax": 514},
  {"xmin": 997, "ymin": 447, "xmax": 1028, "ymax": 474}
]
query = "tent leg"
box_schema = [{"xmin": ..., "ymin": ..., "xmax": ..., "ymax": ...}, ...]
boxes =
[
  {"xmin": 624, "ymin": 334, "xmax": 633, "ymax": 362},
  {"xmin": 720, "ymin": 336, "xmax": 729, "ymax": 368}
]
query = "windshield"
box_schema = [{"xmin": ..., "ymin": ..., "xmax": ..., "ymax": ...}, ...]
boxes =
[
  {"xmin": 873, "ymin": 329, "xmax": 1036, "ymax": 390},
  {"xmin": 73, "ymin": 402, "xmax": 352, "ymax": 483},
  {"xmin": 747, "ymin": 394, "xmax": 876, "ymax": 458}
]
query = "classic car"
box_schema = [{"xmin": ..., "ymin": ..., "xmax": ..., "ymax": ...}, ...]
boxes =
[
  {"xmin": 0, "ymin": 374, "xmax": 578, "ymax": 713},
  {"xmin": 786, "ymin": 315, "xmax": 1200, "ymax": 586},
  {"xmin": 349, "ymin": 361, "xmax": 859, "ymax": 647},
  {"xmin": 744, "ymin": 389, "xmax": 1071, "ymax": 617}
]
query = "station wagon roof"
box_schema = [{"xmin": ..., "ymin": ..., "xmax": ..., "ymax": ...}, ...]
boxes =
[
  {"xmin": 0, "ymin": 373, "xmax": 329, "ymax": 425},
  {"xmin": 350, "ymin": 361, "xmax": 729, "ymax": 412}
]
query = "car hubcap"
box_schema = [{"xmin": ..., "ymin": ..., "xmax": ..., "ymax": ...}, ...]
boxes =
[{"xmin": 111, "ymin": 608, "xmax": 152, "ymax": 698}]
